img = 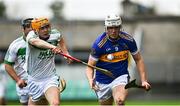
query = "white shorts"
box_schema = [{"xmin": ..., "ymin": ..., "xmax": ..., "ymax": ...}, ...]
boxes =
[
  {"xmin": 27, "ymin": 75, "xmax": 60, "ymax": 102},
  {"xmin": 95, "ymin": 74, "xmax": 129, "ymax": 101},
  {"xmin": 0, "ymin": 82, "xmax": 5, "ymax": 98},
  {"xmin": 16, "ymin": 84, "xmax": 29, "ymax": 103}
]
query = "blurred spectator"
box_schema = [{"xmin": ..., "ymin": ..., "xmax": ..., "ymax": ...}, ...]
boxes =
[{"xmin": 0, "ymin": 55, "xmax": 7, "ymax": 105}]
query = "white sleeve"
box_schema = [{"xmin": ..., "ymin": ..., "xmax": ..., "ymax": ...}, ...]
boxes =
[
  {"xmin": 4, "ymin": 42, "xmax": 17, "ymax": 63},
  {"xmin": 57, "ymin": 31, "xmax": 63, "ymax": 42},
  {"xmin": 26, "ymin": 30, "xmax": 37, "ymax": 42},
  {"xmin": 89, "ymin": 55, "xmax": 98, "ymax": 62}
]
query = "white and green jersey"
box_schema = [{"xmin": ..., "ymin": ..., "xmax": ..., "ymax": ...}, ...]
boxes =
[
  {"xmin": 4, "ymin": 36, "xmax": 28, "ymax": 79},
  {"xmin": 26, "ymin": 29, "xmax": 62, "ymax": 79}
]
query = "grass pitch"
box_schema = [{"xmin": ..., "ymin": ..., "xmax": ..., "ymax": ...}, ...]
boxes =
[{"xmin": 6, "ymin": 100, "xmax": 180, "ymax": 106}]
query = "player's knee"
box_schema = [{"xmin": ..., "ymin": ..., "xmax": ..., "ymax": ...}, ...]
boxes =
[
  {"xmin": 51, "ymin": 100, "xmax": 60, "ymax": 106},
  {"xmin": 115, "ymin": 97, "xmax": 125, "ymax": 105}
]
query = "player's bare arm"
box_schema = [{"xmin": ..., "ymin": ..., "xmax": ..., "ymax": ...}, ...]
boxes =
[
  {"xmin": 28, "ymin": 36, "xmax": 61, "ymax": 54},
  {"xmin": 86, "ymin": 57, "xmax": 99, "ymax": 90},
  {"xmin": 4, "ymin": 64, "xmax": 27, "ymax": 88},
  {"xmin": 58, "ymin": 37, "xmax": 72, "ymax": 63},
  {"xmin": 132, "ymin": 52, "xmax": 151, "ymax": 90},
  {"xmin": 28, "ymin": 37, "xmax": 56, "ymax": 49},
  {"xmin": 58, "ymin": 37, "xmax": 68, "ymax": 54}
]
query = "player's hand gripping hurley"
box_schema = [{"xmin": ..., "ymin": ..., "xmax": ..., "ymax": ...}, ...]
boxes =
[
  {"xmin": 58, "ymin": 52, "xmax": 114, "ymax": 78},
  {"xmin": 125, "ymin": 79, "xmax": 151, "ymax": 91}
]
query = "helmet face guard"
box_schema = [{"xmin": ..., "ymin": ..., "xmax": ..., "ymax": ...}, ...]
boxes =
[
  {"xmin": 31, "ymin": 18, "xmax": 50, "ymax": 32},
  {"xmin": 21, "ymin": 18, "xmax": 33, "ymax": 29},
  {"xmin": 105, "ymin": 14, "xmax": 122, "ymax": 27},
  {"xmin": 104, "ymin": 14, "xmax": 122, "ymax": 41}
]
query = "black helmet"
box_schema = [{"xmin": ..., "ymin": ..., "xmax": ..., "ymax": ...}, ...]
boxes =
[{"xmin": 21, "ymin": 18, "xmax": 33, "ymax": 29}]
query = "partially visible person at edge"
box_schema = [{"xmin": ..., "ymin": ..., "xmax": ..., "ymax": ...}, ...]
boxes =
[
  {"xmin": 4, "ymin": 18, "xmax": 33, "ymax": 105},
  {"xmin": 86, "ymin": 14, "xmax": 151, "ymax": 105},
  {"xmin": 25, "ymin": 17, "xmax": 72, "ymax": 106},
  {"xmin": 0, "ymin": 55, "xmax": 7, "ymax": 105}
]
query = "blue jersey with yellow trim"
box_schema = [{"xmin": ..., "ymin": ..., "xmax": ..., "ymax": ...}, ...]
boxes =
[{"xmin": 91, "ymin": 31, "xmax": 138, "ymax": 84}]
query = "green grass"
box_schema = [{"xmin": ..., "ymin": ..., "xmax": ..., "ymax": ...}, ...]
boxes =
[
  {"xmin": 6, "ymin": 100, "xmax": 180, "ymax": 106},
  {"xmin": 126, "ymin": 100, "xmax": 180, "ymax": 105}
]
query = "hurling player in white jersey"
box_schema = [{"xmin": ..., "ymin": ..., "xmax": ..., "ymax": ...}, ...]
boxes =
[
  {"xmin": 26, "ymin": 17, "xmax": 72, "ymax": 105},
  {"xmin": 4, "ymin": 18, "xmax": 33, "ymax": 105}
]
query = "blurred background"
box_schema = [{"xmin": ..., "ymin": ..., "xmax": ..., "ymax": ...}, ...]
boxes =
[{"xmin": 0, "ymin": 0, "xmax": 180, "ymax": 105}]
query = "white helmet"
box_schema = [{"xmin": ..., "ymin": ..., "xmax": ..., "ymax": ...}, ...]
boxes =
[{"xmin": 105, "ymin": 14, "xmax": 122, "ymax": 27}]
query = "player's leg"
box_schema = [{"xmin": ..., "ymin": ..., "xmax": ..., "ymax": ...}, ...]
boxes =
[
  {"xmin": 28, "ymin": 97, "xmax": 36, "ymax": 106},
  {"xmin": 28, "ymin": 97, "xmax": 48, "ymax": 105},
  {"xmin": 111, "ymin": 74, "xmax": 129, "ymax": 105},
  {"xmin": 36, "ymin": 96, "xmax": 49, "ymax": 105},
  {"xmin": 27, "ymin": 76, "xmax": 48, "ymax": 105},
  {"xmin": 99, "ymin": 96, "xmax": 113, "ymax": 105},
  {"xmin": 95, "ymin": 81, "xmax": 113, "ymax": 105},
  {"xmin": 0, "ymin": 98, "xmax": 5, "ymax": 105},
  {"xmin": 44, "ymin": 86, "xmax": 60, "ymax": 105},
  {"xmin": 44, "ymin": 75, "xmax": 60, "ymax": 105},
  {"xmin": 112, "ymin": 85, "xmax": 128, "ymax": 105}
]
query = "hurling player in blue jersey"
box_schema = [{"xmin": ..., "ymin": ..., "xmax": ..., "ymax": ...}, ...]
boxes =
[{"xmin": 86, "ymin": 14, "xmax": 151, "ymax": 105}]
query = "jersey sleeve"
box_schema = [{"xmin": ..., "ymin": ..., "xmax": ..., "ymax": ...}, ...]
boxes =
[
  {"xmin": 26, "ymin": 30, "xmax": 37, "ymax": 43},
  {"xmin": 54, "ymin": 29, "xmax": 63, "ymax": 41},
  {"xmin": 4, "ymin": 42, "xmax": 17, "ymax": 65},
  {"xmin": 121, "ymin": 32, "xmax": 138, "ymax": 55},
  {"xmin": 127, "ymin": 38, "xmax": 138, "ymax": 55},
  {"xmin": 90, "ymin": 41, "xmax": 102, "ymax": 61}
]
